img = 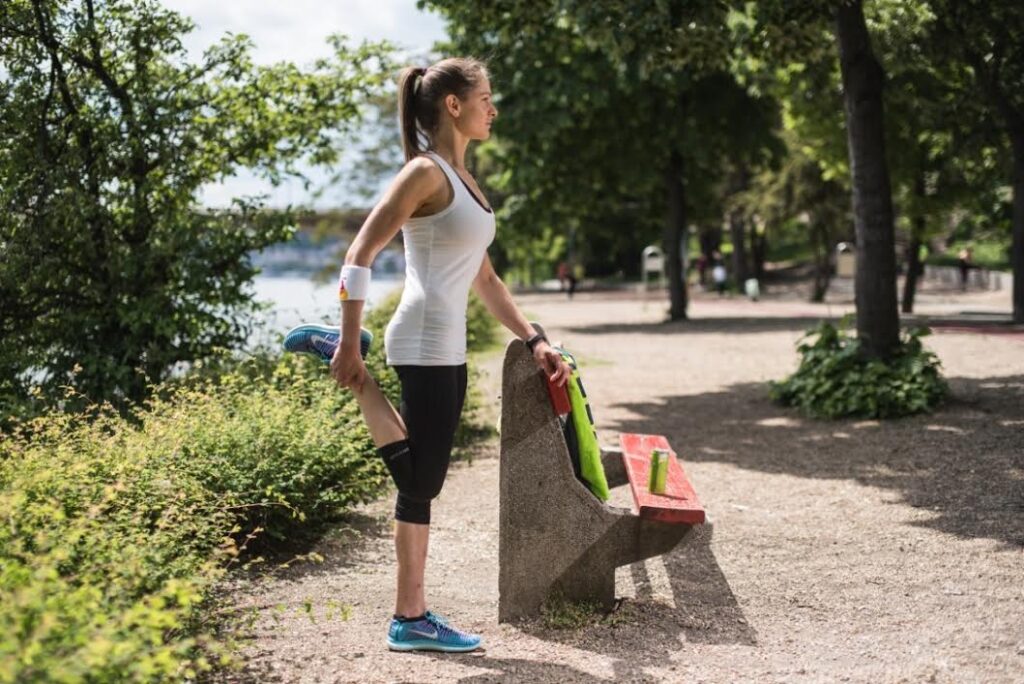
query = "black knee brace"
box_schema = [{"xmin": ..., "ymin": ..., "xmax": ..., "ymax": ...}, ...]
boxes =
[
  {"xmin": 377, "ymin": 440, "xmax": 414, "ymax": 491},
  {"xmin": 377, "ymin": 439, "xmax": 443, "ymax": 525}
]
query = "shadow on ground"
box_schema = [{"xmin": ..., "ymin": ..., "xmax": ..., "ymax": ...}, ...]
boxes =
[
  {"xmin": 607, "ymin": 374, "xmax": 1024, "ymax": 549},
  {"xmin": 565, "ymin": 313, "xmax": 1022, "ymax": 339},
  {"xmin": 495, "ymin": 527, "xmax": 755, "ymax": 676},
  {"xmin": 564, "ymin": 316, "xmax": 838, "ymax": 337}
]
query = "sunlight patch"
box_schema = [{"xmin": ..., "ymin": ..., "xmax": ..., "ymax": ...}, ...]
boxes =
[
  {"xmin": 925, "ymin": 424, "xmax": 968, "ymax": 435},
  {"xmin": 756, "ymin": 416, "xmax": 803, "ymax": 428}
]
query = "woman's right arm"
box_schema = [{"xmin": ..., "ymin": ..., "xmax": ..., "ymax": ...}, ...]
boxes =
[{"xmin": 332, "ymin": 158, "xmax": 443, "ymax": 391}]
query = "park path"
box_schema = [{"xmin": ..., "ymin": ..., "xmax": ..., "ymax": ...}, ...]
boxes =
[{"xmin": 217, "ymin": 284, "xmax": 1023, "ymax": 683}]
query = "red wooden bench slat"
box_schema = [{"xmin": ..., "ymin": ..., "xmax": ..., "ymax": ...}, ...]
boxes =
[{"xmin": 619, "ymin": 433, "xmax": 706, "ymax": 525}]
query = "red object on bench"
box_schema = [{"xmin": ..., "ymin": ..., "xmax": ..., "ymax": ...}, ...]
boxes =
[{"xmin": 619, "ymin": 433, "xmax": 705, "ymax": 525}]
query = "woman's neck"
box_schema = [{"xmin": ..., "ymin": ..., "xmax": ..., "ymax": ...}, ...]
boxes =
[{"xmin": 430, "ymin": 128, "xmax": 470, "ymax": 170}]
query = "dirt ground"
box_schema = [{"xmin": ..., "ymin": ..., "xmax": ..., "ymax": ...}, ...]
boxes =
[{"xmin": 215, "ymin": 281, "xmax": 1023, "ymax": 684}]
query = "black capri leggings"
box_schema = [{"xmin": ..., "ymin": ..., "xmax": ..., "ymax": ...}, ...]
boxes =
[{"xmin": 376, "ymin": 364, "xmax": 467, "ymax": 524}]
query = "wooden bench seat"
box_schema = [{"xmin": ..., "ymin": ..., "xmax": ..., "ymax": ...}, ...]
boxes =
[{"xmin": 620, "ymin": 433, "xmax": 706, "ymax": 525}]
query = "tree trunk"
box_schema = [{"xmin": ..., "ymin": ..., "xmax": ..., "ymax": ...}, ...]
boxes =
[
  {"xmin": 810, "ymin": 220, "xmax": 831, "ymax": 302},
  {"xmin": 699, "ymin": 227, "xmax": 722, "ymax": 257},
  {"xmin": 664, "ymin": 149, "xmax": 688, "ymax": 320},
  {"xmin": 750, "ymin": 225, "xmax": 767, "ymax": 283},
  {"xmin": 1011, "ymin": 126, "xmax": 1024, "ymax": 324},
  {"xmin": 901, "ymin": 233, "xmax": 922, "ymax": 314},
  {"xmin": 729, "ymin": 167, "xmax": 749, "ymax": 288},
  {"xmin": 729, "ymin": 213, "xmax": 748, "ymax": 288},
  {"xmin": 836, "ymin": 0, "xmax": 900, "ymax": 359},
  {"xmin": 901, "ymin": 172, "xmax": 926, "ymax": 314}
]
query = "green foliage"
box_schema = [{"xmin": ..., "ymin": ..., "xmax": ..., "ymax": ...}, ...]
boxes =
[
  {"xmin": 0, "ymin": 0, "xmax": 394, "ymax": 413},
  {"xmin": 0, "ymin": 354, "xmax": 387, "ymax": 680},
  {"xmin": 770, "ymin": 320, "xmax": 948, "ymax": 419},
  {"xmin": 925, "ymin": 240, "xmax": 1012, "ymax": 271},
  {"xmin": 539, "ymin": 592, "xmax": 605, "ymax": 630},
  {"xmin": 426, "ymin": 0, "xmax": 780, "ymax": 289},
  {"xmin": 0, "ymin": 291, "xmax": 498, "ymax": 681},
  {"xmin": 464, "ymin": 290, "xmax": 501, "ymax": 354},
  {"xmin": 537, "ymin": 591, "xmax": 635, "ymax": 630}
]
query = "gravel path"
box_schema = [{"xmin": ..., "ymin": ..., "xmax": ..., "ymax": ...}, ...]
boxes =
[{"xmin": 216, "ymin": 284, "xmax": 1023, "ymax": 684}]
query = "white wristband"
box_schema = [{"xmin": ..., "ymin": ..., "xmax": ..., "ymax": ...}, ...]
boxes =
[{"xmin": 338, "ymin": 265, "xmax": 371, "ymax": 301}]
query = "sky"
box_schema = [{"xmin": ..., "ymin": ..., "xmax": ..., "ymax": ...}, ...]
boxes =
[{"xmin": 160, "ymin": 0, "xmax": 448, "ymax": 208}]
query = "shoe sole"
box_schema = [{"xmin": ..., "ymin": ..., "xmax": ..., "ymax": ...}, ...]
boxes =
[
  {"xmin": 283, "ymin": 324, "xmax": 372, "ymax": 362},
  {"xmin": 386, "ymin": 638, "xmax": 482, "ymax": 653}
]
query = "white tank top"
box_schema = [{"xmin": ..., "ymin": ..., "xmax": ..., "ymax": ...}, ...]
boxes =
[{"xmin": 384, "ymin": 152, "xmax": 496, "ymax": 366}]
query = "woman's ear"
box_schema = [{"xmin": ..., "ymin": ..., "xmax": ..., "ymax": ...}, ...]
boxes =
[{"xmin": 445, "ymin": 93, "xmax": 461, "ymax": 118}]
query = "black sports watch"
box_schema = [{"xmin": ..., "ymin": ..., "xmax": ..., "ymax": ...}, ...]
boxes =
[{"xmin": 525, "ymin": 332, "xmax": 548, "ymax": 352}]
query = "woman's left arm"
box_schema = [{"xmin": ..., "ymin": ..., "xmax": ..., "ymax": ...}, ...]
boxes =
[{"xmin": 472, "ymin": 253, "xmax": 571, "ymax": 386}]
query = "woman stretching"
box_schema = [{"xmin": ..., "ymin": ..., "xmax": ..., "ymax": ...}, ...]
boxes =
[{"xmin": 331, "ymin": 58, "xmax": 570, "ymax": 652}]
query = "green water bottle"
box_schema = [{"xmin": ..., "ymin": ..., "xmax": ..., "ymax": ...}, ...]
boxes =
[{"xmin": 648, "ymin": 448, "xmax": 668, "ymax": 495}]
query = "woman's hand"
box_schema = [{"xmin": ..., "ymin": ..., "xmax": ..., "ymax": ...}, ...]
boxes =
[
  {"xmin": 330, "ymin": 345, "xmax": 367, "ymax": 393},
  {"xmin": 533, "ymin": 340, "xmax": 572, "ymax": 387}
]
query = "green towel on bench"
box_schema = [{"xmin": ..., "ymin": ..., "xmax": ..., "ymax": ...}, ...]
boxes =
[{"xmin": 557, "ymin": 348, "xmax": 610, "ymax": 501}]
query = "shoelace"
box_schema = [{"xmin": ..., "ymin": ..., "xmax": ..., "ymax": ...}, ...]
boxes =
[
  {"xmin": 426, "ymin": 610, "xmax": 448, "ymax": 626},
  {"xmin": 310, "ymin": 334, "xmax": 338, "ymax": 358},
  {"xmin": 425, "ymin": 613, "xmax": 466, "ymax": 642}
]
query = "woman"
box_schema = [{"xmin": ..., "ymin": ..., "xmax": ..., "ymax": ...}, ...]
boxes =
[{"xmin": 332, "ymin": 58, "xmax": 571, "ymax": 653}]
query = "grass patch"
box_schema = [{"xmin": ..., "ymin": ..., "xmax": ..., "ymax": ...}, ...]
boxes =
[
  {"xmin": 540, "ymin": 593, "xmax": 606, "ymax": 630},
  {"xmin": 539, "ymin": 593, "xmax": 638, "ymax": 630}
]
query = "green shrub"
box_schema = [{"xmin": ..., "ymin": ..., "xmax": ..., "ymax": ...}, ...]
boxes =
[
  {"xmin": 769, "ymin": 321, "xmax": 948, "ymax": 419},
  {"xmin": 0, "ymin": 357, "xmax": 390, "ymax": 680},
  {"xmin": 924, "ymin": 240, "xmax": 1011, "ymax": 271},
  {"xmin": 0, "ymin": 289, "xmax": 499, "ymax": 682},
  {"xmin": 465, "ymin": 292, "xmax": 501, "ymax": 353}
]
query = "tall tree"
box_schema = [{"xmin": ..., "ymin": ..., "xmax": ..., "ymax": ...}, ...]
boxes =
[
  {"xmin": 0, "ymin": 0, "xmax": 392, "ymax": 412},
  {"xmin": 753, "ymin": 0, "xmax": 901, "ymax": 357},
  {"xmin": 836, "ymin": 0, "xmax": 900, "ymax": 357},
  {"xmin": 929, "ymin": 0, "xmax": 1024, "ymax": 322}
]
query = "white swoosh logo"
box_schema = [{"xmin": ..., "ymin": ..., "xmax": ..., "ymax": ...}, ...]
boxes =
[
  {"xmin": 408, "ymin": 627, "xmax": 439, "ymax": 640},
  {"xmin": 311, "ymin": 336, "xmax": 335, "ymax": 352}
]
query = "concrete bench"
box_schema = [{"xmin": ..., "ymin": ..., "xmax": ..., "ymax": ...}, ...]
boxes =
[{"xmin": 498, "ymin": 330, "xmax": 711, "ymax": 622}]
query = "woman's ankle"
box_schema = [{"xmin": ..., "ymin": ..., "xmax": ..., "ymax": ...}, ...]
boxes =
[{"xmin": 394, "ymin": 606, "xmax": 427, "ymax": 619}]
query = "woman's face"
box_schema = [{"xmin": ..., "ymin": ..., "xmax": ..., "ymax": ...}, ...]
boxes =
[{"xmin": 451, "ymin": 76, "xmax": 497, "ymax": 141}]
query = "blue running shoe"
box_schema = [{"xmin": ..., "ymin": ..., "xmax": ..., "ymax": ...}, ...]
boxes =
[
  {"xmin": 283, "ymin": 324, "xmax": 372, "ymax": 363},
  {"xmin": 387, "ymin": 613, "xmax": 482, "ymax": 653}
]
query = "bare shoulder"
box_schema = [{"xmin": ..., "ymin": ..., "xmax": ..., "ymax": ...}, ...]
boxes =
[
  {"xmin": 381, "ymin": 155, "xmax": 449, "ymax": 216},
  {"xmin": 396, "ymin": 155, "xmax": 446, "ymax": 194}
]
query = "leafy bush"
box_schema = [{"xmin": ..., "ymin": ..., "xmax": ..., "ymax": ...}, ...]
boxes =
[
  {"xmin": 1, "ymin": 0, "xmax": 392, "ymax": 414},
  {"xmin": 0, "ymin": 289, "xmax": 498, "ymax": 681},
  {"xmin": 465, "ymin": 291, "xmax": 502, "ymax": 353},
  {"xmin": 0, "ymin": 355, "xmax": 389, "ymax": 680},
  {"xmin": 924, "ymin": 240, "xmax": 1011, "ymax": 271},
  {"xmin": 769, "ymin": 321, "xmax": 948, "ymax": 419}
]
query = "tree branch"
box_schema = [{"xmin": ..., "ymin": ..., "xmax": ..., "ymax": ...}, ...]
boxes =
[{"xmin": 30, "ymin": 0, "xmax": 78, "ymax": 116}]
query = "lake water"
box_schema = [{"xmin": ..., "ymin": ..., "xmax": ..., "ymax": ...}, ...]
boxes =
[{"xmin": 247, "ymin": 275, "xmax": 403, "ymax": 347}]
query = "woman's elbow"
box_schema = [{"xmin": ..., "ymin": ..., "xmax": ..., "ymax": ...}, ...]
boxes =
[
  {"xmin": 344, "ymin": 242, "xmax": 375, "ymax": 267},
  {"xmin": 475, "ymin": 270, "xmax": 500, "ymax": 295}
]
